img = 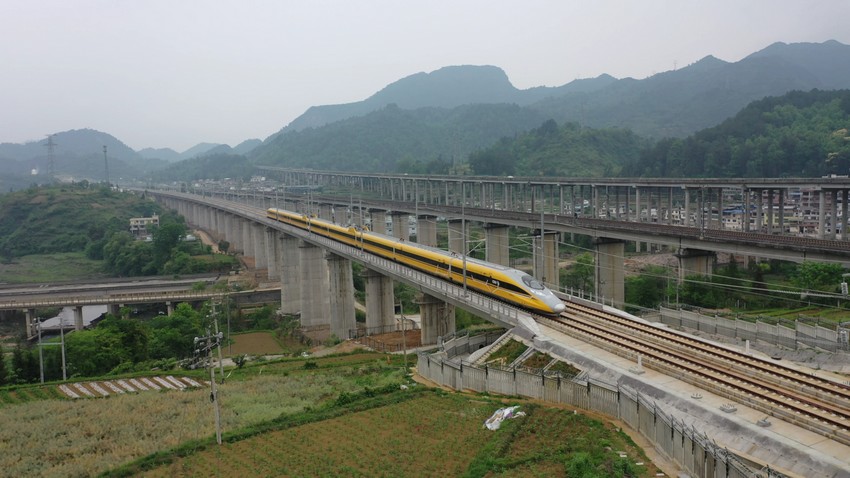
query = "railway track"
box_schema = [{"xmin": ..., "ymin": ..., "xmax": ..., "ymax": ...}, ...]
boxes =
[{"xmin": 535, "ymin": 302, "xmax": 850, "ymax": 446}]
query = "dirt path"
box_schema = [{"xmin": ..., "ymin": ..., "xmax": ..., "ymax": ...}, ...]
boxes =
[{"xmin": 193, "ymin": 229, "xmax": 220, "ymax": 253}]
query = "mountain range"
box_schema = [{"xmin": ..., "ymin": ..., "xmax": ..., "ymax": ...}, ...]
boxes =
[
  {"xmin": 250, "ymin": 40, "xmax": 850, "ymax": 171},
  {"xmin": 2, "ymin": 40, "xmax": 849, "ymax": 186}
]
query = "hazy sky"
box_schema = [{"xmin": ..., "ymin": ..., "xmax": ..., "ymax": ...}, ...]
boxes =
[{"xmin": 2, "ymin": 1, "xmax": 849, "ymax": 152}]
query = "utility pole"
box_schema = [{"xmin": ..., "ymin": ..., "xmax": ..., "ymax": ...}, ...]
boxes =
[
  {"xmin": 59, "ymin": 312, "xmax": 67, "ymax": 380},
  {"xmin": 37, "ymin": 319, "xmax": 44, "ymax": 384},
  {"xmin": 103, "ymin": 145, "xmax": 110, "ymax": 185},
  {"xmin": 45, "ymin": 134, "xmax": 57, "ymax": 180},
  {"xmin": 194, "ymin": 330, "xmax": 224, "ymax": 445}
]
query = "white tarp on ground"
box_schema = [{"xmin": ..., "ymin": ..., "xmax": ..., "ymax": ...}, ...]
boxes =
[{"xmin": 484, "ymin": 406, "xmax": 526, "ymax": 430}]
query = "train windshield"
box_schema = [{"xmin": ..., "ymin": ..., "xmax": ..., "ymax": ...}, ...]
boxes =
[{"xmin": 521, "ymin": 275, "xmax": 545, "ymax": 290}]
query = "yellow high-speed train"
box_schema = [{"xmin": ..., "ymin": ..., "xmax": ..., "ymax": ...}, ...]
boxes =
[{"xmin": 267, "ymin": 208, "xmax": 566, "ymax": 316}]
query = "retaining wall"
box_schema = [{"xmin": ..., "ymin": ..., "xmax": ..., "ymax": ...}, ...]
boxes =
[
  {"xmin": 418, "ymin": 333, "xmax": 777, "ymax": 478},
  {"xmin": 659, "ymin": 307, "xmax": 848, "ymax": 353}
]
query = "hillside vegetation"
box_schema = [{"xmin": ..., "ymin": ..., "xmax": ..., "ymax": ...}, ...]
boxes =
[
  {"xmin": 468, "ymin": 119, "xmax": 648, "ymax": 177},
  {"xmin": 0, "ymin": 183, "xmax": 236, "ymax": 277},
  {"xmin": 623, "ymin": 89, "xmax": 850, "ymax": 177},
  {"xmin": 149, "ymin": 153, "xmax": 255, "ymax": 182},
  {"xmin": 252, "ymin": 103, "xmax": 548, "ymax": 172},
  {"xmin": 0, "ymin": 183, "xmax": 159, "ymax": 261},
  {"xmin": 246, "ymin": 41, "xmax": 850, "ymax": 174}
]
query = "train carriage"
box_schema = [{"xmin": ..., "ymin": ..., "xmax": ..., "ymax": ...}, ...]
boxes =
[{"xmin": 267, "ymin": 208, "xmax": 565, "ymax": 315}]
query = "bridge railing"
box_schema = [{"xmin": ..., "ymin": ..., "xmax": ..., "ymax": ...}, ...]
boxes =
[{"xmin": 0, "ymin": 290, "xmax": 229, "ymax": 310}]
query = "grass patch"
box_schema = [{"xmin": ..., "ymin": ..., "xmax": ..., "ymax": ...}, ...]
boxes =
[
  {"xmin": 548, "ymin": 360, "xmax": 582, "ymax": 377},
  {"xmin": 465, "ymin": 404, "xmax": 661, "ymax": 477},
  {"xmin": 485, "ymin": 339, "xmax": 528, "ymax": 367},
  {"xmin": 0, "ymin": 252, "xmax": 108, "ymax": 283},
  {"xmin": 225, "ymin": 331, "xmax": 286, "ymax": 356},
  {"xmin": 521, "ymin": 351, "xmax": 552, "ymax": 369}
]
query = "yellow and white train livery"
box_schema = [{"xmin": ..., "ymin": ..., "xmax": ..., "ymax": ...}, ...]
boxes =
[{"xmin": 267, "ymin": 208, "xmax": 566, "ymax": 316}]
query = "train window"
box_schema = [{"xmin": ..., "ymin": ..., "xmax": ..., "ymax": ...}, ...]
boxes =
[{"xmin": 521, "ymin": 275, "xmax": 544, "ymax": 290}]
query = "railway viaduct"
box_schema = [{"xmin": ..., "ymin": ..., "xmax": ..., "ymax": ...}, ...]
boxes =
[
  {"xmin": 184, "ymin": 170, "xmax": 850, "ymax": 306},
  {"xmin": 148, "ymin": 190, "xmax": 555, "ymax": 346},
  {"xmin": 146, "ymin": 174, "xmax": 850, "ymax": 344}
]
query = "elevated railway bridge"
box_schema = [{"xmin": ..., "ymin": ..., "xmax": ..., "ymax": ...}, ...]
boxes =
[
  {"xmin": 173, "ymin": 171, "xmax": 850, "ymax": 309},
  {"xmin": 143, "ymin": 188, "xmax": 850, "ymax": 478}
]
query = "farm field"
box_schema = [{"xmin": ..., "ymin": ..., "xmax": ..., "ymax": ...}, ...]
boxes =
[
  {"xmin": 1, "ymin": 349, "xmax": 660, "ymax": 477},
  {"xmin": 226, "ymin": 331, "xmax": 286, "ymax": 356},
  {"xmin": 134, "ymin": 392, "xmax": 659, "ymax": 477},
  {"xmin": 0, "ymin": 352, "xmax": 404, "ymax": 477}
]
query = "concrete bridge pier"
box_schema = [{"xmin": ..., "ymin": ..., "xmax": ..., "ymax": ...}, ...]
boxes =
[
  {"xmin": 326, "ymin": 252, "xmax": 356, "ymax": 340},
  {"xmin": 370, "ymin": 209, "xmax": 387, "ymax": 234},
  {"xmin": 25, "ymin": 308, "xmax": 36, "ymax": 339},
  {"xmin": 74, "ymin": 305, "xmax": 84, "ymax": 330},
  {"xmin": 416, "ymin": 215, "xmax": 438, "ymax": 247},
  {"xmin": 595, "ymin": 238, "xmax": 625, "ymax": 308},
  {"xmin": 266, "ymin": 228, "xmax": 279, "ymax": 280},
  {"xmin": 299, "ymin": 240, "xmax": 330, "ymax": 327},
  {"xmin": 676, "ymin": 248, "xmax": 716, "ymax": 282},
  {"xmin": 417, "ymin": 293, "xmax": 455, "ymax": 345},
  {"xmin": 447, "ymin": 219, "xmax": 465, "ymax": 254},
  {"xmin": 241, "ymin": 218, "xmax": 254, "ymax": 258},
  {"xmin": 351, "ymin": 205, "xmax": 365, "ymax": 227},
  {"xmin": 107, "ymin": 303, "xmax": 120, "ymax": 317},
  {"xmin": 391, "ymin": 212, "xmax": 410, "ymax": 241},
  {"xmin": 318, "ymin": 203, "xmax": 334, "ymax": 222},
  {"xmin": 363, "ymin": 268, "xmax": 395, "ymax": 332},
  {"xmin": 253, "ymin": 223, "xmax": 267, "ymax": 271},
  {"xmin": 279, "ymin": 233, "xmax": 301, "ymax": 315},
  {"xmin": 484, "ymin": 223, "xmax": 510, "ymax": 266},
  {"xmin": 533, "ymin": 231, "xmax": 559, "ymax": 290},
  {"xmin": 166, "ymin": 301, "xmax": 175, "ymax": 316},
  {"xmin": 410, "ymin": 214, "xmax": 452, "ymax": 344}
]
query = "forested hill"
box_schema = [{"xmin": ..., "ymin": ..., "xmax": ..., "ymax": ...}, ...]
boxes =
[
  {"xmin": 277, "ymin": 65, "xmax": 613, "ymax": 134},
  {"xmin": 621, "ymin": 89, "xmax": 850, "ymax": 178},
  {"xmin": 529, "ymin": 40, "xmax": 850, "ymax": 139},
  {"xmin": 468, "ymin": 120, "xmax": 649, "ymax": 177},
  {"xmin": 0, "ymin": 184, "xmax": 160, "ymax": 261},
  {"xmin": 252, "ymin": 103, "xmax": 549, "ymax": 172},
  {"xmin": 150, "ymin": 153, "xmax": 256, "ymax": 182},
  {"xmin": 250, "ymin": 41, "xmax": 850, "ymax": 173}
]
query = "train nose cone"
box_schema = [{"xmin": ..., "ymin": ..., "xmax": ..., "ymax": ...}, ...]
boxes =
[{"xmin": 553, "ymin": 302, "xmax": 566, "ymax": 313}]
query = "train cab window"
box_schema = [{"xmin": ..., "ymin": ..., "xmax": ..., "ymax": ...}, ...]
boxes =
[{"xmin": 521, "ymin": 275, "xmax": 545, "ymax": 290}]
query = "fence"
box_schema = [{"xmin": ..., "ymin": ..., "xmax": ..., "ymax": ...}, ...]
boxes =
[
  {"xmin": 417, "ymin": 332, "xmax": 784, "ymax": 478},
  {"xmin": 348, "ymin": 321, "xmax": 420, "ymax": 340},
  {"xmin": 659, "ymin": 307, "xmax": 849, "ymax": 352}
]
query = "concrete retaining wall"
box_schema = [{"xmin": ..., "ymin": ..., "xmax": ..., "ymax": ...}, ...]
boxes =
[
  {"xmin": 659, "ymin": 307, "xmax": 848, "ymax": 353},
  {"xmin": 417, "ymin": 333, "xmax": 772, "ymax": 478}
]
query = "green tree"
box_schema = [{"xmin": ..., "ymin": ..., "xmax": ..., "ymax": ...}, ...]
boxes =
[
  {"xmin": 11, "ymin": 343, "xmax": 39, "ymax": 384},
  {"xmin": 561, "ymin": 253, "xmax": 595, "ymax": 292},
  {"xmin": 151, "ymin": 221, "xmax": 186, "ymax": 268},
  {"xmin": 148, "ymin": 303, "xmax": 203, "ymax": 359},
  {"xmin": 625, "ymin": 266, "xmax": 668, "ymax": 309},
  {"xmin": 0, "ymin": 344, "xmax": 8, "ymax": 385},
  {"xmin": 791, "ymin": 262, "xmax": 846, "ymax": 293}
]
